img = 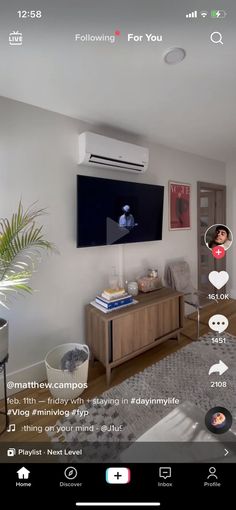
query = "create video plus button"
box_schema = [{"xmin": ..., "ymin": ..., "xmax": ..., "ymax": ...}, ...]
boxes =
[{"xmin": 106, "ymin": 467, "xmax": 131, "ymax": 484}]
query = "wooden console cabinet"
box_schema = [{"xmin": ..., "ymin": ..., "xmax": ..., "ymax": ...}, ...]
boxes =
[{"xmin": 86, "ymin": 288, "xmax": 184, "ymax": 385}]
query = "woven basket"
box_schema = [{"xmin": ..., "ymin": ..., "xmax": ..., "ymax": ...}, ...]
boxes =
[{"xmin": 45, "ymin": 343, "xmax": 89, "ymax": 399}]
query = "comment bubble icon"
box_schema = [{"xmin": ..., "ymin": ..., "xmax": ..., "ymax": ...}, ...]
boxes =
[
  {"xmin": 208, "ymin": 314, "xmax": 228, "ymax": 334},
  {"xmin": 159, "ymin": 466, "xmax": 172, "ymax": 479}
]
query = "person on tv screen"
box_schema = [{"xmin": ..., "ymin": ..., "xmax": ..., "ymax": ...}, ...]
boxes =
[{"xmin": 118, "ymin": 205, "xmax": 137, "ymax": 229}]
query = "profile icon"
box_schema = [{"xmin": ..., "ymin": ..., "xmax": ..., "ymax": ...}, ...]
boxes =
[
  {"xmin": 204, "ymin": 224, "xmax": 233, "ymax": 251},
  {"xmin": 211, "ymin": 412, "xmax": 226, "ymax": 429},
  {"xmin": 118, "ymin": 204, "xmax": 138, "ymax": 229},
  {"xmin": 205, "ymin": 406, "xmax": 232, "ymax": 434},
  {"xmin": 207, "ymin": 467, "xmax": 218, "ymax": 480}
]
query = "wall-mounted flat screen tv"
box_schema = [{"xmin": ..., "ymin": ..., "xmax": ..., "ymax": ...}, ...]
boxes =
[{"xmin": 77, "ymin": 175, "xmax": 164, "ymax": 247}]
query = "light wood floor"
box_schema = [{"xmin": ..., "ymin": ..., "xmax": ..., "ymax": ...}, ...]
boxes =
[{"xmin": 1, "ymin": 299, "xmax": 236, "ymax": 442}]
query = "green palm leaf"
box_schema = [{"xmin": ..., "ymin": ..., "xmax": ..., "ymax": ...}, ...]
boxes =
[{"xmin": 0, "ymin": 201, "xmax": 56, "ymax": 307}]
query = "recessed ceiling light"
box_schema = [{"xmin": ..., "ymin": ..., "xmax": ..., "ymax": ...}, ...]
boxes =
[{"xmin": 164, "ymin": 47, "xmax": 186, "ymax": 65}]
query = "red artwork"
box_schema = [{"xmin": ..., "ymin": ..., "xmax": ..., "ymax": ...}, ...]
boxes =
[{"xmin": 169, "ymin": 182, "xmax": 191, "ymax": 230}]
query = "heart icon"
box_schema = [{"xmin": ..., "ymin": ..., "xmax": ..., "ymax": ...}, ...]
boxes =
[
  {"xmin": 208, "ymin": 271, "xmax": 229, "ymax": 290},
  {"xmin": 115, "ymin": 30, "xmax": 121, "ymax": 36}
]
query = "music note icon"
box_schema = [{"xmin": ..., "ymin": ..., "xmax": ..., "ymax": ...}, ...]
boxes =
[{"xmin": 7, "ymin": 423, "xmax": 16, "ymax": 432}]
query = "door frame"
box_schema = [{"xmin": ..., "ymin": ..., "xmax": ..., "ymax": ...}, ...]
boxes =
[{"xmin": 197, "ymin": 182, "xmax": 226, "ymax": 290}]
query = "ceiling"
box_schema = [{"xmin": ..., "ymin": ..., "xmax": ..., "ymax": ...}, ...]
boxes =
[{"xmin": 0, "ymin": 0, "xmax": 236, "ymax": 162}]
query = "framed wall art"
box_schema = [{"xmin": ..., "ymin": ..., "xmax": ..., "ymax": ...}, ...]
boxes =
[{"xmin": 169, "ymin": 181, "xmax": 191, "ymax": 230}]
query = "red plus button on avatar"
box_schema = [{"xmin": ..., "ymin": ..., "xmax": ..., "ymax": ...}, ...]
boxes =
[{"xmin": 212, "ymin": 246, "xmax": 226, "ymax": 259}]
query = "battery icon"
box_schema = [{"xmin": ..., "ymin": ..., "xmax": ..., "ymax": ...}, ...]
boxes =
[{"xmin": 211, "ymin": 10, "xmax": 227, "ymax": 18}]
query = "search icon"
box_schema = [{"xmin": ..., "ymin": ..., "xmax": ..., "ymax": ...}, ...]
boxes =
[{"xmin": 210, "ymin": 32, "xmax": 223, "ymax": 44}]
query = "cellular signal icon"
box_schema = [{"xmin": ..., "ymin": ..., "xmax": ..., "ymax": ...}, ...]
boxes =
[{"xmin": 186, "ymin": 11, "xmax": 198, "ymax": 18}]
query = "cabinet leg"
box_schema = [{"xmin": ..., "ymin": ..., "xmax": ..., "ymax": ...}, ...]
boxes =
[
  {"xmin": 177, "ymin": 332, "xmax": 180, "ymax": 343},
  {"xmin": 106, "ymin": 366, "xmax": 111, "ymax": 386}
]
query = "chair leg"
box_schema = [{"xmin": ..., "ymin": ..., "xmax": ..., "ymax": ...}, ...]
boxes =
[
  {"xmin": 184, "ymin": 304, "xmax": 202, "ymax": 341},
  {"xmin": 197, "ymin": 307, "xmax": 200, "ymax": 340}
]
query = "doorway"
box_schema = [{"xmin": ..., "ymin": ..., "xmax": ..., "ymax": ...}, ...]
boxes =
[{"xmin": 197, "ymin": 182, "xmax": 226, "ymax": 293}]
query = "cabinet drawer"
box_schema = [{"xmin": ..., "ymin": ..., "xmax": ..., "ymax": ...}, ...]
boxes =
[{"xmin": 112, "ymin": 297, "xmax": 180, "ymax": 361}]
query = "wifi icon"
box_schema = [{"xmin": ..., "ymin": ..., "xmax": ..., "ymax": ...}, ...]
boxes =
[{"xmin": 200, "ymin": 11, "xmax": 208, "ymax": 18}]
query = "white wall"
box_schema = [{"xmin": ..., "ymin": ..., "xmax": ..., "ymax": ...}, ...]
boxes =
[
  {"xmin": 0, "ymin": 96, "xmax": 225, "ymax": 388},
  {"xmin": 226, "ymin": 161, "xmax": 236, "ymax": 298}
]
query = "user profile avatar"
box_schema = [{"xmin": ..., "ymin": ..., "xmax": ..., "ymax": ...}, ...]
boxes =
[
  {"xmin": 205, "ymin": 406, "xmax": 232, "ymax": 434},
  {"xmin": 211, "ymin": 412, "xmax": 226, "ymax": 429},
  {"xmin": 204, "ymin": 224, "xmax": 233, "ymax": 252}
]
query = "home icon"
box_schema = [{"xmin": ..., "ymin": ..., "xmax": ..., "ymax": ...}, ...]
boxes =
[{"xmin": 17, "ymin": 467, "xmax": 30, "ymax": 480}]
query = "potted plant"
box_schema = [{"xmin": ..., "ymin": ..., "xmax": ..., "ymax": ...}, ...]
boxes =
[{"xmin": 0, "ymin": 201, "xmax": 55, "ymax": 362}]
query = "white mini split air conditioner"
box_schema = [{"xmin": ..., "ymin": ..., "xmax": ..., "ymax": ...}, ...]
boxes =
[{"xmin": 78, "ymin": 132, "xmax": 149, "ymax": 173}]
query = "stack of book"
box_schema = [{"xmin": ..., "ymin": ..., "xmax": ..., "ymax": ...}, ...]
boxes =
[{"xmin": 90, "ymin": 287, "xmax": 137, "ymax": 313}]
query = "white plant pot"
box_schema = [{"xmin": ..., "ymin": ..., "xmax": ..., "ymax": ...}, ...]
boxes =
[
  {"xmin": 45, "ymin": 343, "xmax": 89, "ymax": 400},
  {"xmin": 0, "ymin": 319, "xmax": 8, "ymax": 363}
]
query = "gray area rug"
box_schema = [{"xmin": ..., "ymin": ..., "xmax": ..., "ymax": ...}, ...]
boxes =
[{"xmin": 49, "ymin": 333, "xmax": 236, "ymax": 445}]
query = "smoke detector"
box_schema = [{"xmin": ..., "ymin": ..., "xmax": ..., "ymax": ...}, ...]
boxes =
[{"xmin": 164, "ymin": 48, "xmax": 186, "ymax": 65}]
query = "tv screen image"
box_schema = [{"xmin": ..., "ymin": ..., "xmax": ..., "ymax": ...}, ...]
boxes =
[{"xmin": 77, "ymin": 175, "xmax": 164, "ymax": 247}]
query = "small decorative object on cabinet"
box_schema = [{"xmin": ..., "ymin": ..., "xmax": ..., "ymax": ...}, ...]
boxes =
[
  {"xmin": 127, "ymin": 281, "xmax": 139, "ymax": 296},
  {"xmin": 137, "ymin": 275, "xmax": 162, "ymax": 293},
  {"xmin": 86, "ymin": 287, "xmax": 184, "ymax": 385},
  {"xmin": 108, "ymin": 266, "xmax": 120, "ymax": 289},
  {"xmin": 148, "ymin": 268, "xmax": 158, "ymax": 278}
]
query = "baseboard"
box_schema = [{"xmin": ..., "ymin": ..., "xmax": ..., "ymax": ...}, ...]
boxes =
[{"xmin": 0, "ymin": 360, "xmax": 46, "ymax": 399}]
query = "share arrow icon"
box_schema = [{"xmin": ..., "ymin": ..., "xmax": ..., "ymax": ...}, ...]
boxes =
[{"xmin": 208, "ymin": 360, "xmax": 228, "ymax": 376}]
